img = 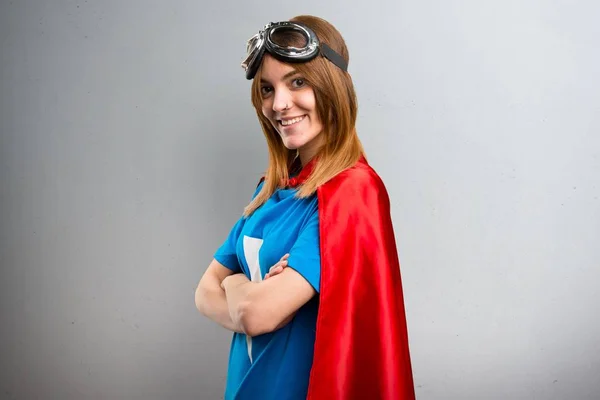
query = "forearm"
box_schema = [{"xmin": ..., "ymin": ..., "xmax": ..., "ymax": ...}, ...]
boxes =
[
  {"xmin": 195, "ymin": 285, "xmax": 244, "ymax": 333},
  {"xmin": 222, "ymin": 273, "xmax": 300, "ymax": 336},
  {"xmin": 221, "ymin": 275, "xmax": 256, "ymax": 334}
]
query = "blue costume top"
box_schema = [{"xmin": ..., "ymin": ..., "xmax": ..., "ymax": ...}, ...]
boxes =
[{"xmin": 214, "ymin": 179, "xmax": 321, "ymax": 400}]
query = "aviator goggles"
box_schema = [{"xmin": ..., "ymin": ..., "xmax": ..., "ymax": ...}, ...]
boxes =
[{"xmin": 241, "ymin": 21, "xmax": 348, "ymax": 80}]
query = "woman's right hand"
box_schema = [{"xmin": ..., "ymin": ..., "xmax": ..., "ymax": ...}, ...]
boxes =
[{"xmin": 264, "ymin": 253, "xmax": 290, "ymax": 280}]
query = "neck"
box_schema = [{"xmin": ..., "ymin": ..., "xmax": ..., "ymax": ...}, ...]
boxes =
[
  {"xmin": 299, "ymin": 151, "xmax": 315, "ymax": 168},
  {"xmin": 298, "ymin": 135, "xmax": 324, "ymax": 167}
]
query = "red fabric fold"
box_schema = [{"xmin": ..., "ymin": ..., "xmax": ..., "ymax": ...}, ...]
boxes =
[{"xmin": 307, "ymin": 157, "xmax": 415, "ymax": 400}]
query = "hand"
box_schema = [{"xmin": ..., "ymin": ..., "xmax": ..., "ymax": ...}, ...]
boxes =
[
  {"xmin": 264, "ymin": 253, "xmax": 290, "ymax": 280},
  {"xmin": 220, "ymin": 276, "xmax": 228, "ymax": 291},
  {"xmin": 221, "ymin": 273, "xmax": 249, "ymax": 291}
]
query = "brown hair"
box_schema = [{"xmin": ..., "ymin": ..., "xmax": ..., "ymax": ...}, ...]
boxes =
[{"xmin": 243, "ymin": 15, "xmax": 364, "ymax": 217}]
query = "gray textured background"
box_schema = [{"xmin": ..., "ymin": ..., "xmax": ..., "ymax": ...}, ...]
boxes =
[{"xmin": 1, "ymin": 1, "xmax": 599, "ymax": 399}]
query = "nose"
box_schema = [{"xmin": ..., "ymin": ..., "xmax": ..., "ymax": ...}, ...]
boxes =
[{"xmin": 272, "ymin": 87, "xmax": 293, "ymax": 113}]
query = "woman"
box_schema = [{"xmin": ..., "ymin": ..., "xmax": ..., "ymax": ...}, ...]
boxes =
[{"xmin": 195, "ymin": 15, "xmax": 415, "ymax": 400}]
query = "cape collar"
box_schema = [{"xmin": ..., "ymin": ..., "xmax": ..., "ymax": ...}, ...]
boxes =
[{"xmin": 286, "ymin": 156, "xmax": 317, "ymax": 188}]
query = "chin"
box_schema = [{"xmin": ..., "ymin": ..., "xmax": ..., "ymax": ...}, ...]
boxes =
[
  {"xmin": 282, "ymin": 141, "xmax": 303, "ymax": 150},
  {"xmin": 278, "ymin": 135, "xmax": 305, "ymax": 150}
]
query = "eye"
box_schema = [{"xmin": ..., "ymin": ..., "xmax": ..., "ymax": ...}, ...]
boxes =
[
  {"xmin": 261, "ymin": 86, "xmax": 273, "ymax": 96},
  {"xmin": 291, "ymin": 78, "xmax": 306, "ymax": 88}
]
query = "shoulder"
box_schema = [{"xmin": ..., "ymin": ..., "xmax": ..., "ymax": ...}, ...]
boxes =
[
  {"xmin": 318, "ymin": 158, "xmax": 391, "ymax": 216},
  {"xmin": 326, "ymin": 158, "xmax": 388, "ymax": 198},
  {"xmin": 253, "ymin": 179, "xmax": 266, "ymax": 196},
  {"xmin": 317, "ymin": 158, "xmax": 393, "ymax": 226}
]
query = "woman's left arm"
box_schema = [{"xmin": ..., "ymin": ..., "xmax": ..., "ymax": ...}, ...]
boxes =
[{"xmin": 222, "ymin": 267, "xmax": 316, "ymax": 337}]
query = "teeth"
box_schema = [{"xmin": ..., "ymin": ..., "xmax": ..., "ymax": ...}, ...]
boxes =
[{"xmin": 280, "ymin": 116, "xmax": 305, "ymax": 126}]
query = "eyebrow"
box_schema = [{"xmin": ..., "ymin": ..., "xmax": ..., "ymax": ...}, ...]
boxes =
[{"xmin": 260, "ymin": 70, "xmax": 300, "ymax": 83}]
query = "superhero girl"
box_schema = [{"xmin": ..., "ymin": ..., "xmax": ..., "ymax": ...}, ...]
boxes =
[{"xmin": 196, "ymin": 15, "xmax": 415, "ymax": 400}]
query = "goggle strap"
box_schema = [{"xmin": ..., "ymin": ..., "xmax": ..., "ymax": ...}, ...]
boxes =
[{"xmin": 320, "ymin": 43, "xmax": 348, "ymax": 72}]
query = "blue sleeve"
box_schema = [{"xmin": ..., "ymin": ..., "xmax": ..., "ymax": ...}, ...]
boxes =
[
  {"xmin": 214, "ymin": 216, "xmax": 245, "ymax": 272},
  {"xmin": 213, "ymin": 181, "xmax": 264, "ymax": 272},
  {"xmin": 287, "ymin": 201, "xmax": 321, "ymax": 293}
]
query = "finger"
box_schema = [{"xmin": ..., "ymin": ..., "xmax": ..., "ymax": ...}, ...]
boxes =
[
  {"xmin": 268, "ymin": 266, "xmax": 283, "ymax": 277},
  {"xmin": 269, "ymin": 261, "xmax": 286, "ymax": 274},
  {"xmin": 281, "ymin": 253, "xmax": 290, "ymax": 260},
  {"xmin": 272, "ymin": 266, "xmax": 283, "ymax": 274}
]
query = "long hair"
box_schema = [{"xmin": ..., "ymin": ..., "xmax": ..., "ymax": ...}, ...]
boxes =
[{"xmin": 243, "ymin": 15, "xmax": 364, "ymax": 217}]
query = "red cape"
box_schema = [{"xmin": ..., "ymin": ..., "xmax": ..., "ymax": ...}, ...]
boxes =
[{"xmin": 286, "ymin": 156, "xmax": 415, "ymax": 399}]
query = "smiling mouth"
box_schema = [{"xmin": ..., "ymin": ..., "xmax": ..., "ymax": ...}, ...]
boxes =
[{"xmin": 278, "ymin": 115, "xmax": 306, "ymax": 127}]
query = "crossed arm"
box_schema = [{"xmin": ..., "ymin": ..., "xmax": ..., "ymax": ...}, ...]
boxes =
[{"xmin": 195, "ymin": 257, "xmax": 316, "ymax": 337}]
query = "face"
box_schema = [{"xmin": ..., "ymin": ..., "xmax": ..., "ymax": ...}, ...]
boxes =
[{"xmin": 259, "ymin": 55, "xmax": 324, "ymax": 159}]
